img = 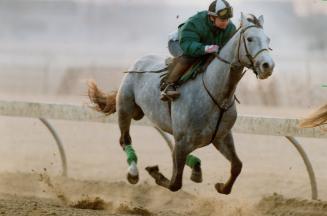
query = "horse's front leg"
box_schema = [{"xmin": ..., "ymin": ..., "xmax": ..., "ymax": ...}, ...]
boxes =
[
  {"xmin": 213, "ymin": 132, "xmax": 242, "ymax": 195},
  {"xmin": 146, "ymin": 140, "xmax": 190, "ymax": 192}
]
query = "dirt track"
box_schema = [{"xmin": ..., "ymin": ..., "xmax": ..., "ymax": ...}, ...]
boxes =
[
  {"xmin": 1, "ymin": 172, "xmax": 327, "ymax": 216},
  {"xmin": 0, "ymin": 105, "xmax": 326, "ymax": 216}
]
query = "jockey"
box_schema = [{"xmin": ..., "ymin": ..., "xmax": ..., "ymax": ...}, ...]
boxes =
[{"xmin": 161, "ymin": 0, "xmax": 236, "ymax": 101}]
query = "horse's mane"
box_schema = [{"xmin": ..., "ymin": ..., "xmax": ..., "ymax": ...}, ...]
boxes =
[
  {"xmin": 299, "ymin": 103, "xmax": 327, "ymax": 129},
  {"xmin": 246, "ymin": 14, "xmax": 263, "ymax": 28}
]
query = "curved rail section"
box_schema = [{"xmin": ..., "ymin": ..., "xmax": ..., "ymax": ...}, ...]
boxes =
[
  {"xmin": 0, "ymin": 100, "xmax": 325, "ymax": 200},
  {"xmin": 39, "ymin": 118, "xmax": 68, "ymax": 177},
  {"xmin": 285, "ymin": 136, "xmax": 318, "ymax": 200}
]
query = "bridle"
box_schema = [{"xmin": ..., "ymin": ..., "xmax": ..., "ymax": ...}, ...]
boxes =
[
  {"xmin": 215, "ymin": 24, "xmax": 272, "ymax": 76},
  {"xmin": 238, "ymin": 25, "xmax": 271, "ymax": 76}
]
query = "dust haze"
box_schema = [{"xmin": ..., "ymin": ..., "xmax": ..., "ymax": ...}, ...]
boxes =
[{"xmin": 0, "ymin": 0, "xmax": 326, "ymax": 215}]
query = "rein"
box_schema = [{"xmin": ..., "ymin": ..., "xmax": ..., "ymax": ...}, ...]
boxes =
[
  {"xmin": 124, "ymin": 67, "xmax": 168, "ymax": 74},
  {"xmin": 203, "ymin": 24, "xmax": 269, "ymax": 143},
  {"xmin": 202, "ymin": 72, "xmax": 236, "ymax": 143}
]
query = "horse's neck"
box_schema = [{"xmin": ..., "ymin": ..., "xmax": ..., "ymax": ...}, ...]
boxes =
[{"xmin": 204, "ymin": 29, "xmax": 243, "ymax": 105}]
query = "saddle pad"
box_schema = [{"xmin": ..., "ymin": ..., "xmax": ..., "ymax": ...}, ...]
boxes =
[{"xmin": 178, "ymin": 55, "xmax": 213, "ymax": 84}]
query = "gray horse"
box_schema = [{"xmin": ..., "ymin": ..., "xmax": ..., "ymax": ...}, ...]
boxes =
[{"xmin": 88, "ymin": 13, "xmax": 275, "ymax": 194}]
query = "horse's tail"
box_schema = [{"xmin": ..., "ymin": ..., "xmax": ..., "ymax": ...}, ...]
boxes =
[
  {"xmin": 299, "ymin": 103, "xmax": 327, "ymax": 128},
  {"xmin": 87, "ymin": 80, "xmax": 117, "ymax": 115}
]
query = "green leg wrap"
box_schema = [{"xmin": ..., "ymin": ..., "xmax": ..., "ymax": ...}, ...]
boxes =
[
  {"xmin": 186, "ymin": 154, "xmax": 201, "ymax": 168},
  {"xmin": 124, "ymin": 145, "xmax": 138, "ymax": 166}
]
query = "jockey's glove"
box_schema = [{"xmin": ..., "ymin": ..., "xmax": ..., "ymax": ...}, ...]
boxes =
[{"xmin": 205, "ymin": 45, "xmax": 219, "ymax": 53}]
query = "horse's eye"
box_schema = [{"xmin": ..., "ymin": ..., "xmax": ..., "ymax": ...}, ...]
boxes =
[{"xmin": 247, "ymin": 37, "xmax": 253, "ymax": 42}]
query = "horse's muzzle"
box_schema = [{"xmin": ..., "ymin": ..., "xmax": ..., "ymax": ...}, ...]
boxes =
[{"xmin": 257, "ymin": 60, "xmax": 275, "ymax": 79}]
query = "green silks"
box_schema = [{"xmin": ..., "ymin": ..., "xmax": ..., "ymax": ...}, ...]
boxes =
[
  {"xmin": 186, "ymin": 155, "xmax": 201, "ymax": 168},
  {"xmin": 124, "ymin": 145, "xmax": 138, "ymax": 166}
]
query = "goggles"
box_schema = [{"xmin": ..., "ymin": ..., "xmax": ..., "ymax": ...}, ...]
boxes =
[
  {"xmin": 217, "ymin": 7, "xmax": 233, "ymax": 19},
  {"xmin": 208, "ymin": 7, "xmax": 233, "ymax": 19}
]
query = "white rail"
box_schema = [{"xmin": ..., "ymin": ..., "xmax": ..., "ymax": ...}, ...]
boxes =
[{"xmin": 0, "ymin": 100, "xmax": 325, "ymax": 138}]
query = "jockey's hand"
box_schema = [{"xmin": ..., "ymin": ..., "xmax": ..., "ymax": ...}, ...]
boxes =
[{"xmin": 205, "ymin": 45, "xmax": 219, "ymax": 53}]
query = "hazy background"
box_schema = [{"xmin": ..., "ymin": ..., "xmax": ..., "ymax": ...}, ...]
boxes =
[
  {"xmin": 0, "ymin": 2, "xmax": 327, "ymax": 213},
  {"xmin": 0, "ymin": 0, "xmax": 326, "ymax": 107}
]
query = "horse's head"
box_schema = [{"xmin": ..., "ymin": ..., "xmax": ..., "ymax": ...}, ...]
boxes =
[{"xmin": 238, "ymin": 13, "xmax": 275, "ymax": 79}]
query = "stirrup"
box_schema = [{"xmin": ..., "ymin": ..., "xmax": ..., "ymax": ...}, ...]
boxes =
[{"xmin": 160, "ymin": 83, "xmax": 180, "ymax": 101}]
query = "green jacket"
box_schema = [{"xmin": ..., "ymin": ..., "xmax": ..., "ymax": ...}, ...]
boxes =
[{"xmin": 178, "ymin": 11, "xmax": 236, "ymax": 57}]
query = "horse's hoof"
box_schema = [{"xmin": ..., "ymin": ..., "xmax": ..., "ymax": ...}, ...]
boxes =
[
  {"xmin": 169, "ymin": 184, "xmax": 182, "ymax": 192},
  {"xmin": 127, "ymin": 173, "xmax": 139, "ymax": 185},
  {"xmin": 190, "ymin": 165, "xmax": 202, "ymax": 183},
  {"xmin": 215, "ymin": 183, "xmax": 231, "ymax": 195},
  {"xmin": 145, "ymin": 165, "xmax": 159, "ymax": 174}
]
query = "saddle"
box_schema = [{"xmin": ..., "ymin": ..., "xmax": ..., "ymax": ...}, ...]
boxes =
[{"xmin": 161, "ymin": 54, "xmax": 216, "ymax": 88}]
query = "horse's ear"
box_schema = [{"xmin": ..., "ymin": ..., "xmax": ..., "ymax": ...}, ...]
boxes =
[{"xmin": 258, "ymin": 15, "xmax": 264, "ymax": 27}]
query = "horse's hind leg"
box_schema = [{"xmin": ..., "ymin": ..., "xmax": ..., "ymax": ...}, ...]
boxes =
[
  {"xmin": 146, "ymin": 139, "xmax": 191, "ymax": 191},
  {"xmin": 118, "ymin": 94, "xmax": 140, "ymax": 184},
  {"xmin": 213, "ymin": 132, "xmax": 242, "ymax": 195}
]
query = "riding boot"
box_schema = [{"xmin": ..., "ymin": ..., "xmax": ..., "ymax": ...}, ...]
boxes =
[{"xmin": 160, "ymin": 56, "xmax": 194, "ymax": 101}]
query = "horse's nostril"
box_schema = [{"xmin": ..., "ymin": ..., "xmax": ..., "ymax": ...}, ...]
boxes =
[{"xmin": 262, "ymin": 62, "xmax": 270, "ymax": 69}]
